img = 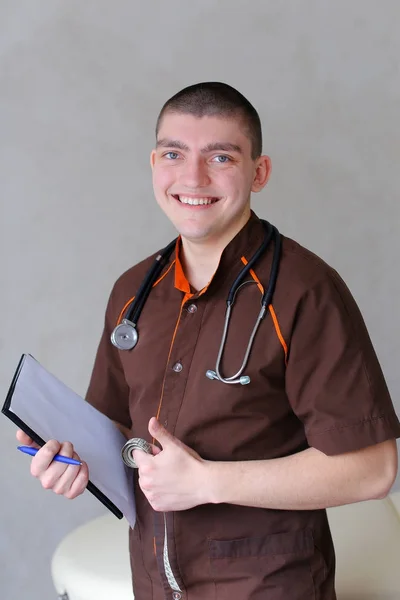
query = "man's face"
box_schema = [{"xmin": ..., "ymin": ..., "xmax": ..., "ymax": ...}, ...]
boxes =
[{"xmin": 151, "ymin": 112, "xmax": 270, "ymax": 245}]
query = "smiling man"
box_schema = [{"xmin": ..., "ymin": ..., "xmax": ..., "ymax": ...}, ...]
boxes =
[{"xmin": 18, "ymin": 82, "xmax": 400, "ymax": 600}]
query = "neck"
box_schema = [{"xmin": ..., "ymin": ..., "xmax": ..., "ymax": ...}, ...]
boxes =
[
  {"xmin": 179, "ymin": 240, "xmax": 221, "ymax": 292},
  {"xmin": 180, "ymin": 212, "xmax": 251, "ymax": 292}
]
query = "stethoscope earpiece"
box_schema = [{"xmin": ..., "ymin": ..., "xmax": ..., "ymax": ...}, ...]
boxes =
[
  {"xmin": 206, "ymin": 370, "xmax": 251, "ymax": 386},
  {"xmin": 205, "ymin": 370, "xmax": 217, "ymax": 380}
]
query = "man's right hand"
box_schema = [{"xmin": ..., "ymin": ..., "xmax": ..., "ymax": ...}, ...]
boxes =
[{"xmin": 16, "ymin": 429, "xmax": 89, "ymax": 499}]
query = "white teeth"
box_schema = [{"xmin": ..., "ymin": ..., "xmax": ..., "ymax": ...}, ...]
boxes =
[{"xmin": 178, "ymin": 196, "xmax": 216, "ymax": 205}]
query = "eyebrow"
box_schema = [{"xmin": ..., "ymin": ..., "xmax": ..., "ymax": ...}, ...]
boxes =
[
  {"xmin": 156, "ymin": 139, "xmax": 189, "ymax": 151},
  {"xmin": 156, "ymin": 139, "xmax": 243, "ymax": 154}
]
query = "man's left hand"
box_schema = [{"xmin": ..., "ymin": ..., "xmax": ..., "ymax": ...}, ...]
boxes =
[{"xmin": 132, "ymin": 417, "xmax": 211, "ymax": 512}]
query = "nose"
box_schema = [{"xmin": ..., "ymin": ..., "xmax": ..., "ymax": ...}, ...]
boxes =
[{"xmin": 179, "ymin": 157, "xmax": 210, "ymax": 189}]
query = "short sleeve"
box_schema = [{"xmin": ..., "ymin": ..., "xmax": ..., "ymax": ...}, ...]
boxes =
[
  {"xmin": 85, "ymin": 285, "xmax": 131, "ymax": 429},
  {"xmin": 285, "ymin": 269, "xmax": 400, "ymax": 456}
]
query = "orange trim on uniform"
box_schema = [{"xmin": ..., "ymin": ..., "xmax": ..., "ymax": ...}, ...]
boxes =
[
  {"xmin": 241, "ymin": 256, "xmax": 288, "ymax": 366},
  {"xmin": 241, "ymin": 256, "xmax": 264, "ymax": 294},
  {"xmin": 116, "ymin": 260, "xmax": 176, "ymax": 325},
  {"xmin": 154, "ymin": 260, "xmax": 176, "ymax": 289},
  {"xmin": 268, "ymin": 305, "xmax": 288, "ymax": 366},
  {"xmin": 154, "ymin": 294, "xmax": 190, "ymax": 441},
  {"xmin": 153, "ymin": 536, "xmax": 157, "ymax": 556},
  {"xmin": 117, "ymin": 296, "xmax": 136, "ymax": 326}
]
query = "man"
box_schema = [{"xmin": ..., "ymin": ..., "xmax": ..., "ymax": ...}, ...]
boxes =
[{"xmin": 18, "ymin": 82, "xmax": 400, "ymax": 600}]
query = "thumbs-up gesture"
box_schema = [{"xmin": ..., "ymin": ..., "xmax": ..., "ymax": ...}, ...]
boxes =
[{"xmin": 133, "ymin": 417, "xmax": 209, "ymax": 512}]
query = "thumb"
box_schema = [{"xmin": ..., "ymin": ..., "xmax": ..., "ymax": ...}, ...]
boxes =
[{"xmin": 148, "ymin": 417, "xmax": 180, "ymax": 449}]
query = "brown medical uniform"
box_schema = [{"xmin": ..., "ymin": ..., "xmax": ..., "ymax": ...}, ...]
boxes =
[{"xmin": 86, "ymin": 211, "xmax": 400, "ymax": 600}]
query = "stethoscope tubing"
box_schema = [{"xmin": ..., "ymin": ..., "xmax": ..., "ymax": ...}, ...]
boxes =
[
  {"xmin": 125, "ymin": 238, "xmax": 177, "ymax": 326},
  {"xmin": 214, "ymin": 303, "xmax": 267, "ymax": 383},
  {"xmin": 227, "ymin": 221, "xmax": 274, "ymax": 304},
  {"xmin": 213, "ymin": 224, "xmax": 281, "ymax": 384},
  {"xmin": 261, "ymin": 226, "xmax": 281, "ymax": 308},
  {"xmin": 111, "ymin": 220, "xmax": 282, "ymax": 387}
]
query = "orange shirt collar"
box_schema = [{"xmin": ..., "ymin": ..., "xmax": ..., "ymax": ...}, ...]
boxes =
[{"xmin": 174, "ymin": 237, "xmax": 191, "ymax": 294}]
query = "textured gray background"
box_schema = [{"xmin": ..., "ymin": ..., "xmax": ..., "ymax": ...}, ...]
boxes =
[{"xmin": 1, "ymin": 2, "xmax": 399, "ymax": 598}]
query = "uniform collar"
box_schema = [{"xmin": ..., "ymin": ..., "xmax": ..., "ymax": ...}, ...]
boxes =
[
  {"xmin": 174, "ymin": 211, "xmax": 265, "ymax": 295},
  {"xmin": 174, "ymin": 239, "xmax": 191, "ymax": 294}
]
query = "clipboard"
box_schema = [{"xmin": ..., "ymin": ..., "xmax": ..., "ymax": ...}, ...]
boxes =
[{"xmin": 2, "ymin": 354, "xmax": 135, "ymax": 525}]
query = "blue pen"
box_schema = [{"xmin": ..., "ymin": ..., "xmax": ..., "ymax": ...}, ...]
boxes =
[{"xmin": 17, "ymin": 445, "xmax": 82, "ymax": 466}]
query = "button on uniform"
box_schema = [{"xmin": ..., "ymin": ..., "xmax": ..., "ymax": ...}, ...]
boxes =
[
  {"xmin": 172, "ymin": 593, "xmax": 182, "ymax": 600},
  {"xmin": 187, "ymin": 304, "xmax": 197, "ymax": 314},
  {"xmin": 172, "ymin": 362, "xmax": 183, "ymax": 373}
]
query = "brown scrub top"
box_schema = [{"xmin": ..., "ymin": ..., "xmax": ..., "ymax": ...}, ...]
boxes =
[{"xmin": 86, "ymin": 211, "xmax": 400, "ymax": 600}]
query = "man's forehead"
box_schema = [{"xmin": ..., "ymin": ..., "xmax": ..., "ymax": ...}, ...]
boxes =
[{"xmin": 156, "ymin": 113, "xmax": 251, "ymax": 152}]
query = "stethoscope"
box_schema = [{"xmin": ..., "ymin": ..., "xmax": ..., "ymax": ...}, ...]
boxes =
[{"xmin": 111, "ymin": 220, "xmax": 281, "ymax": 386}]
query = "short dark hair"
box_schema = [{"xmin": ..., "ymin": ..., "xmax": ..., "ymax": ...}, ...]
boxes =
[{"xmin": 156, "ymin": 82, "xmax": 262, "ymax": 159}]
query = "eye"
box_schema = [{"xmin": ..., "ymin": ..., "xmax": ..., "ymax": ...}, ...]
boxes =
[
  {"xmin": 164, "ymin": 151, "xmax": 179, "ymax": 160},
  {"xmin": 213, "ymin": 155, "xmax": 231, "ymax": 163}
]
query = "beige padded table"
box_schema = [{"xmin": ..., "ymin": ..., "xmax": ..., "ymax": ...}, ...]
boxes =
[{"xmin": 52, "ymin": 513, "xmax": 134, "ymax": 600}]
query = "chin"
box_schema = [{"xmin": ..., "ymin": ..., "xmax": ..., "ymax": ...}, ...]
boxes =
[{"xmin": 175, "ymin": 222, "xmax": 213, "ymax": 242}]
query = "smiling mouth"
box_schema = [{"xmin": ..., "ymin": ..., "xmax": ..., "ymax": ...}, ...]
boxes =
[{"xmin": 172, "ymin": 194, "xmax": 220, "ymax": 206}]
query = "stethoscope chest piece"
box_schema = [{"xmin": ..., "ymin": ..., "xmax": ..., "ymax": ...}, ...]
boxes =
[
  {"xmin": 121, "ymin": 437, "xmax": 153, "ymax": 468},
  {"xmin": 111, "ymin": 319, "xmax": 138, "ymax": 350}
]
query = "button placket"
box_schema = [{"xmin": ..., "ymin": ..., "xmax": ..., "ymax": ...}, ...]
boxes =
[{"xmin": 155, "ymin": 298, "xmax": 202, "ymax": 600}]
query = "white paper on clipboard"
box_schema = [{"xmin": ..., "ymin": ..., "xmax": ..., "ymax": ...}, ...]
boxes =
[{"xmin": 7, "ymin": 354, "xmax": 135, "ymax": 527}]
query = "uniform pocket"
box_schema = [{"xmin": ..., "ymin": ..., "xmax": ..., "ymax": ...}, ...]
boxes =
[{"xmin": 209, "ymin": 529, "xmax": 316, "ymax": 600}]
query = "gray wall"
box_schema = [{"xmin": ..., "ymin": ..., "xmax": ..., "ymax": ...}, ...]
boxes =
[{"xmin": 1, "ymin": 2, "xmax": 399, "ymax": 599}]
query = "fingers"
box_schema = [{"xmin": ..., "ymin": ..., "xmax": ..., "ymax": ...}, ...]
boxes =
[
  {"xmin": 129, "ymin": 440, "xmax": 161, "ymax": 469},
  {"xmin": 148, "ymin": 442, "xmax": 162, "ymax": 456},
  {"xmin": 30, "ymin": 440, "xmax": 88, "ymax": 499},
  {"xmin": 30, "ymin": 439, "xmax": 62, "ymax": 477},
  {"xmin": 148, "ymin": 417, "xmax": 175, "ymax": 447},
  {"xmin": 16, "ymin": 429, "xmax": 40, "ymax": 449},
  {"xmin": 148, "ymin": 418, "xmax": 185, "ymax": 451},
  {"xmin": 64, "ymin": 462, "xmax": 89, "ymax": 499},
  {"xmin": 53, "ymin": 456, "xmax": 89, "ymax": 499},
  {"xmin": 131, "ymin": 448, "xmax": 153, "ymax": 469}
]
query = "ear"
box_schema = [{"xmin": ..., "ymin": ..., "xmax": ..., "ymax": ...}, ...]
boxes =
[
  {"xmin": 150, "ymin": 149, "xmax": 156, "ymax": 170},
  {"xmin": 251, "ymin": 155, "xmax": 272, "ymax": 193}
]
